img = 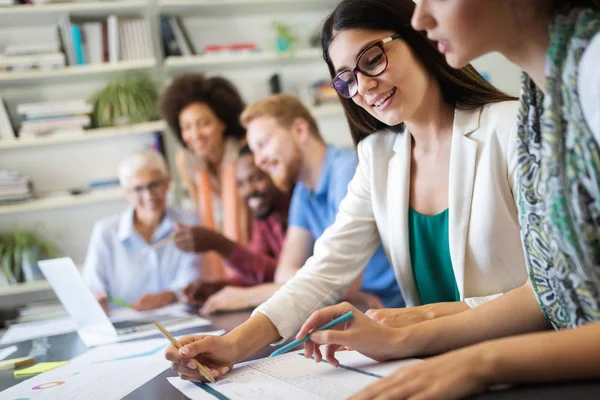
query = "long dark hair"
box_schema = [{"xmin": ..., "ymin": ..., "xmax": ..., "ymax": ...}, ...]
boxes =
[{"xmin": 321, "ymin": 0, "xmax": 516, "ymax": 145}]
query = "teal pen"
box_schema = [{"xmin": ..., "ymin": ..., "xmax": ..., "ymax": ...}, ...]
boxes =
[{"xmin": 270, "ymin": 311, "xmax": 354, "ymax": 357}]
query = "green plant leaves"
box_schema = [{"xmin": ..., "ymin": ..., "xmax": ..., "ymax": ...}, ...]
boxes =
[{"xmin": 91, "ymin": 74, "xmax": 159, "ymax": 128}]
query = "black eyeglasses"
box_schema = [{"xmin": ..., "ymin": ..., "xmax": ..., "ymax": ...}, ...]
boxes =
[{"xmin": 330, "ymin": 34, "xmax": 402, "ymax": 99}]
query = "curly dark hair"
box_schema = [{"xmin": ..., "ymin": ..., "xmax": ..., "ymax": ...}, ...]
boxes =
[{"xmin": 159, "ymin": 74, "xmax": 246, "ymax": 147}]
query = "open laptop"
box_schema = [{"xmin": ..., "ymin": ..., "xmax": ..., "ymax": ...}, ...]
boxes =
[{"xmin": 38, "ymin": 257, "xmax": 208, "ymax": 346}]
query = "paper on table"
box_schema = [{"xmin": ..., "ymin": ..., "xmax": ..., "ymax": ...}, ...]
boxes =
[
  {"xmin": 14, "ymin": 361, "xmax": 69, "ymax": 378},
  {"xmin": 0, "ymin": 345, "xmax": 17, "ymax": 361},
  {"xmin": 167, "ymin": 351, "xmax": 423, "ymax": 400},
  {"xmin": 0, "ymin": 316, "xmax": 75, "ymax": 345},
  {"xmin": 332, "ymin": 350, "xmax": 422, "ymax": 377},
  {"xmin": 0, "ymin": 303, "xmax": 209, "ymax": 345},
  {"xmin": 0, "ymin": 334, "xmax": 226, "ymax": 400}
]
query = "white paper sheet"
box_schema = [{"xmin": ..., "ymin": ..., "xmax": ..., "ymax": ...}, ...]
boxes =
[
  {"xmin": 0, "ymin": 332, "xmax": 224, "ymax": 399},
  {"xmin": 0, "ymin": 345, "xmax": 18, "ymax": 361},
  {"xmin": 167, "ymin": 351, "xmax": 423, "ymax": 400}
]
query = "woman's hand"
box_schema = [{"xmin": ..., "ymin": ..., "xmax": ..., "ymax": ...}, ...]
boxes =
[
  {"xmin": 350, "ymin": 343, "xmax": 493, "ymax": 400},
  {"xmin": 200, "ymin": 286, "xmax": 255, "ymax": 316},
  {"xmin": 344, "ymin": 291, "xmax": 385, "ymax": 310},
  {"xmin": 366, "ymin": 302, "xmax": 470, "ymax": 329},
  {"xmin": 165, "ymin": 334, "xmax": 240, "ymax": 382},
  {"xmin": 297, "ymin": 302, "xmax": 401, "ymax": 366}
]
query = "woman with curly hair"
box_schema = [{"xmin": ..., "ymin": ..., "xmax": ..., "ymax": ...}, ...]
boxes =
[{"xmin": 160, "ymin": 74, "xmax": 250, "ymax": 282}]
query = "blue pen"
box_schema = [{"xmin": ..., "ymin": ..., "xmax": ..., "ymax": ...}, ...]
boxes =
[{"xmin": 270, "ymin": 311, "xmax": 354, "ymax": 357}]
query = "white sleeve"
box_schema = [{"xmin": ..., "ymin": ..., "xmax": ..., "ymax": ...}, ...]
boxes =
[
  {"xmin": 578, "ymin": 32, "xmax": 600, "ymax": 141},
  {"xmin": 82, "ymin": 223, "xmax": 110, "ymax": 294},
  {"xmin": 253, "ymin": 139, "xmax": 382, "ymax": 341}
]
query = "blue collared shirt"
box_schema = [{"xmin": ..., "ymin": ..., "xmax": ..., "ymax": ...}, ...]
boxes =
[
  {"xmin": 289, "ymin": 145, "xmax": 404, "ymax": 308},
  {"xmin": 82, "ymin": 206, "xmax": 201, "ymax": 305}
]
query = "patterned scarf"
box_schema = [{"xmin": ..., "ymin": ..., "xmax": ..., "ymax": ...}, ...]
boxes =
[{"xmin": 517, "ymin": 8, "xmax": 600, "ymax": 329}]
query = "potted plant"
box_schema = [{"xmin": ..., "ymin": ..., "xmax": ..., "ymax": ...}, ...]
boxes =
[
  {"xmin": 90, "ymin": 74, "xmax": 159, "ymax": 128},
  {"xmin": 0, "ymin": 229, "xmax": 58, "ymax": 285}
]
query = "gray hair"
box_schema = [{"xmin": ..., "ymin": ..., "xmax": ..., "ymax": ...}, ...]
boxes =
[{"xmin": 118, "ymin": 150, "xmax": 169, "ymax": 187}]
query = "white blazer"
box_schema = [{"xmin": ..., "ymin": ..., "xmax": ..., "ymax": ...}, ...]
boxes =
[{"xmin": 255, "ymin": 101, "xmax": 528, "ymax": 340}]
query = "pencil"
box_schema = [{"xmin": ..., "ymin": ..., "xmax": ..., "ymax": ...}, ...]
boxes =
[
  {"xmin": 154, "ymin": 322, "xmax": 216, "ymax": 383},
  {"xmin": 270, "ymin": 311, "xmax": 354, "ymax": 357},
  {"xmin": 107, "ymin": 296, "xmax": 132, "ymax": 309},
  {"xmin": 151, "ymin": 236, "xmax": 173, "ymax": 250}
]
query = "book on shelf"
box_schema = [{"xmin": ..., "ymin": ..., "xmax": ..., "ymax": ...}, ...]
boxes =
[
  {"xmin": 0, "ymin": 95, "xmax": 16, "ymax": 141},
  {"xmin": 0, "ymin": 170, "xmax": 33, "ymax": 205},
  {"xmin": 17, "ymin": 99, "xmax": 91, "ymax": 138},
  {"xmin": 160, "ymin": 16, "xmax": 195, "ymax": 57}
]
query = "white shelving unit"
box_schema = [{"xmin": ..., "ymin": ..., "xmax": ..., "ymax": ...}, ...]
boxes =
[
  {"xmin": 159, "ymin": 0, "xmax": 338, "ymax": 16},
  {"xmin": 164, "ymin": 49, "xmax": 322, "ymax": 70},
  {"xmin": 0, "ymin": 120, "xmax": 166, "ymax": 150},
  {"xmin": 0, "ymin": 59, "xmax": 157, "ymax": 86},
  {"xmin": 0, "ymin": 1, "xmax": 148, "ymax": 16},
  {"xmin": 0, "ymin": 188, "xmax": 123, "ymax": 216}
]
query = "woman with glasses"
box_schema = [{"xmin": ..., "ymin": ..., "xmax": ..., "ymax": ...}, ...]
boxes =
[
  {"xmin": 82, "ymin": 150, "xmax": 200, "ymax": 313},
  {"xmin": 160, "ymin": 74, "xmax": 251, "ymax": 284},
  {"xmin": 162, "ymin": 0, "xmax": 530, "ymax": 383}
]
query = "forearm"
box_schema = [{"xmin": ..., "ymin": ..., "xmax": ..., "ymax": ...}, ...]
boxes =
[
  {"xmin": 482, "ymin": 322, "xmax": 600, "ymax": 385},
  {"xmin": 160, "ymin": 291, "xmax": 177, "ymax": 304},
  {"xmin": 396, "ymin": 282, "xmax": 549, "ymax": 358},
  {"xmin": 228, "ymin": 313, "xmax": 281, "ymax": 361},
  {"xmin": 209, "ymin": 234, "xmax": 236, "ymax": 259},
  {"xmin": 425, "ymin": 301, "xmax": 470, "ymax": 319},
  {"xmin": 245, "ymin": 283, "xmax": 282, "ymax": 307},
  {"xmin": 226, "ymin": 245, "xmax": 278, "ymax": 285}
]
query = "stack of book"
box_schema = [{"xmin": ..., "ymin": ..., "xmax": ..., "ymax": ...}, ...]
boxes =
[
  {"xmin": 60, "ymin": 16, "xmax": 154, "ymax": 65},
  {"xmin": 0, "ymin": 170, "xmax": 33, "ymax": 205},
  {"xmin": 17, "ymin": 99, "xmax": 92, "ymax": 138},
  {"xmin": 0, "ymin": 41, "xmax": 65, "ymax": 73}
]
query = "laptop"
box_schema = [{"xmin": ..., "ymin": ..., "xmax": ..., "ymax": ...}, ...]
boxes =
[{"xmin": 38, "ymin": 257, "xmax": 207, "ymax": 346}]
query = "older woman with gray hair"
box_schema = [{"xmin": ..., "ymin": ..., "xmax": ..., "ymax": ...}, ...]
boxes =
[{"xmin": 83, "ymin": 150, "xmax": 200, "ymax": 313}]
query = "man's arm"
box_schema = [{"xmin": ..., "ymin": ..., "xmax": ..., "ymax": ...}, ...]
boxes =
[
  {"xmin": 274, "ymin": 226, "xmax": 314, "ymax": 283},
  {"xmin": 173, "ymin": 225, "xmax": 278, "ymax": 285}
]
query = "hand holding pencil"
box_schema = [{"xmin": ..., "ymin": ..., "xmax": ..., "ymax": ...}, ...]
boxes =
[
  {"xmin": 296, "ymin": 302, "xmax": 398, "ymax": 367},
  {"xmin": 163, "ymin": 332, "xmax": 238, "ymax": 383}
]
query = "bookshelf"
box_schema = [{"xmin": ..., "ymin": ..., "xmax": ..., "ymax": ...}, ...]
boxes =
[
  {"xmin": 0, "ymin": 1, "xmax": 148, "ymax": 16},
  {"xmin": 0, "ymin": 187, "xmax": 124, "ymax": 216},
  {"xmin": 0, "ymin": 59, "xmax": 157, "ymax": 86},
  {"xmin": 159, "ymin": 0, "xmax": 338, "ymax": 16},
  {"xmin": 164, "ymin": 49, "xmax": 322, "ymax": 70},
  {"xmin": 0, "ymin": 120, "xmax": 165, "ymax": 150}
]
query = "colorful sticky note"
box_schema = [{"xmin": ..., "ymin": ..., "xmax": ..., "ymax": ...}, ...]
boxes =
[{"xmin": 14, "ymin": 361, "xmax": 69, "ymax": 378}]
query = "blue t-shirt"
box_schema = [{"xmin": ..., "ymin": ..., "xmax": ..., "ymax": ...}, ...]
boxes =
[{"xmin": 289, "ymin": 145, "xmax": 404, "ymax": 308}]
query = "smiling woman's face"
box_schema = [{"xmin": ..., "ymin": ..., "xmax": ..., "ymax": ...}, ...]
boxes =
[{"xmin": 328, "ymin": 28, "xmax": 433, "ymax": 126}]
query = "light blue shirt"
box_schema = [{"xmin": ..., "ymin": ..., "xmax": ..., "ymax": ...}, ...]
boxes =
[
  {"xmin": 289, "ymin": 145, "xmax": 404, "ymax": 308},
  {"xmin": 82, "ymin": 206, "xmax": 201, "ymax": 305}
]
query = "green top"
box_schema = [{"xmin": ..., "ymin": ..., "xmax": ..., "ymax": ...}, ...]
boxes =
[{"xmin": 408, "ymin": 206, "xmax": 459, "ymax": 304}]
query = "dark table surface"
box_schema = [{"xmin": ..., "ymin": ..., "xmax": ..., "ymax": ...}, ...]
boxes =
[{"xmin": 1, "ymin": 310, "xmax": 600, "ymax": 399}]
